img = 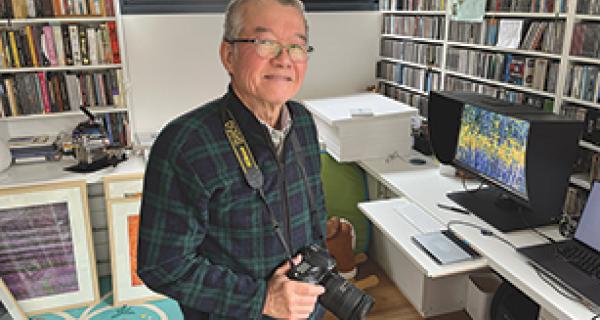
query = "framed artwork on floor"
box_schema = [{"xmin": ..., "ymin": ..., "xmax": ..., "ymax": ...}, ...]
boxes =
[
  {"xmin": 0, "ymin": 278, "xmax": 26, "ymax": 320},
  {"xmin": 107, "ymin": 196, "xmax": 164, "ymax": 306},
  {"xmin": 0, "ymin": 180, "xmax": 99, "ymax": 315}
]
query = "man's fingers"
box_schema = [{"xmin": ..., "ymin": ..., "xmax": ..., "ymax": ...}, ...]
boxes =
[
  {"xmin": 293, "ymin": 282, "xmax": 325, "ymax": 296},
  {"xmin": 273, "ymin": 254, "xmax": 303, "ymax": 276}
]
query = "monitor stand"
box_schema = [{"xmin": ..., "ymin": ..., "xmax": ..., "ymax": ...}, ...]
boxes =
[{"xmin": 447, "ymin": 188, "xmax": 536, "ymax": 232}]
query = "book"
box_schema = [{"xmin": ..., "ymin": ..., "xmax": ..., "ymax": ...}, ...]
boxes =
[
  {"xmin": 531, "ymin": 58, "xmax": 548, "ymax": 91},
  {"xmin": 497, "ymin": 19, "xmax": 523, "ymax": 48}
]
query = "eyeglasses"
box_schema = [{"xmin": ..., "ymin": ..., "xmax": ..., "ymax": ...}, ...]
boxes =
[{"xmin": 226, "ymin": 38, "xmax": 314, "ymax": 62}]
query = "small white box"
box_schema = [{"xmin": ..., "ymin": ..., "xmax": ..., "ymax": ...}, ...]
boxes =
[
  {"xmin": 466, "ymin": 272, "xmax": 502, "ymax": 320},
  {"xmin": 303, "ymin": 93, "xmax": 417, "ymax": 162}
]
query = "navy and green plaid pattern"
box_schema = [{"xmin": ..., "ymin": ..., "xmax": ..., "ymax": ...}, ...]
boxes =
[{"xmin": 138, "ymin": 87, "xmax": 328, "ymax": 319}]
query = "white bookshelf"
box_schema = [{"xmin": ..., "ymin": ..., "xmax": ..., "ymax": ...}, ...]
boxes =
[
  {"xmin": 377, "ymin": 0, "xmax": 600, "ymax": 208},
  {"xmin": 379, "ymin": 56, "xmax": 441, "ymax": 71},
  {"xmin": 575, "ymin": 14, "xmax": 600, "ymax": 21},
  {"xmin": 381, "ymin": 10, "xmax": 445, "ymax": 15},
  {"xmin": 0, "ymin": 0, "xmax": 130, "ymax": 146},
  {"xmin": 444, "ymin": 70, "xmax": 557, "ymax": 98},
  {"xmin": 580, "ymin": 140, "xmax": 600, "ymax": 153},
  {"xmin": 568, "ymin": 55, "xmax": 600, "ymax": 65},
  {"xmin": 0, "ymin": 107, "xmax": 127, "ymax": 122},
  {"xmin": 485, "ymin": 12, "xmax": 567, "ymax": 18},
  {"xmin": 378, "ymin": 78, "xmax": 428, "ymax": 96},
  {"xmin": 0, "ymin": 64, "xmax": 122, "ymax": 73},
  {"xmin": 562, "ymin": 96, "xmax": 600, "ymax": 109},
  {"xmin": 446, "ymin": 41, "xmax": 562, "ymax": 59},
  {"xmin": 381, "ymin": 34, "xmax": 444, "ymax": 44},
  {"xmin": 0, "ymin": 17, "xmax": 116, "ymax": 24}
]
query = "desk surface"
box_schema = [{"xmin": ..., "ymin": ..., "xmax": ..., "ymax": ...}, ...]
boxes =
[
  {"xmin": 0, "ymin": 156, "xmax": 146, "ymax": 188},
  {"xmin": 359, "ymin": 156, "xmax": 595, "ymax": 320}
]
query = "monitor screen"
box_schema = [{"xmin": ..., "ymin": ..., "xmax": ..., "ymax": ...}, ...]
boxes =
[{"xmin": 455, "ymin": 104, "xmax": 530, "ymax": 198}]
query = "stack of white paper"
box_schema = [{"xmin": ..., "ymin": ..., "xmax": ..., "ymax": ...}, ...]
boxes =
[{"xmin": 303, "ymin": 93, "xmax": 418, "ymax": 162}]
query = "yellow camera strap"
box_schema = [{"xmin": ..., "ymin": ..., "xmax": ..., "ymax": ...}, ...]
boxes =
[{"xmin": 222, "ymin": 108, "xmax": 264, "ymax": 190}]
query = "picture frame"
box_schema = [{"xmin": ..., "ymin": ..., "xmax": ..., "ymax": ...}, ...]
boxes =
[
  {"xmin": 0, "ymin": 180, "xmax": 99, "ymax": 315},
  {"xmin": 107, "ymin": 196, "xmax": 164, "ymax": 306},
  {"xmin": 0, "ymin": 278, "xmax": 26, "ymax": 320}
]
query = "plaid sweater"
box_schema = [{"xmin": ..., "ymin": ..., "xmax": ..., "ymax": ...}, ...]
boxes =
[{"xmin": 138, "ymin": 87, "xmax": 328, "ymax": 319}]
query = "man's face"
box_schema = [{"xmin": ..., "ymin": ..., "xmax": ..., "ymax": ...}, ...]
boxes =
[{"xmin": 220, "ymin": 0, "xmax": 308, "ymax": 108}]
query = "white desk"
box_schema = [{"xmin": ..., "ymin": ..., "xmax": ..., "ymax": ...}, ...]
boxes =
[
  {"xmin": 0, "ymin": 156, "xmax": 145, "ymax": 188},
  {"xmin": 359, "ymin": 155, "xmax": 595, "ymax": 319}
]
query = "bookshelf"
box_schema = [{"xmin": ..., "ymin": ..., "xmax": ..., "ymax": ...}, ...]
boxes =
[
  {"xmin": 0, "ymin": 0, "xmax": 130, "ymax": 147},
  {"xmin": 377, "ymin": 0, "xmax": 600, "ymax": 218}
]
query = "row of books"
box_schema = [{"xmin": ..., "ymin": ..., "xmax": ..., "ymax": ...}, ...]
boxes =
[
  {"xmin": 101, "ymin": 112, "xmax": 129, "ymax": 146},
  {"xmin": 486, "ymin": 0, "xmax": 567, "ymax": 12},
  {"xmin": 562, "ymin": 104, "xmax": 600, "ymax": 145},
  {"xmin": 379, "ymin": 82, "xmax": 429, "ymax": 117},
  {"xmin": 564, "ymin": 64, "xmax": 600, "ymax": 103},
  {"xmin": 448, "ymin": 19, "xmax": 564, "ymax": 54},
  {"xmin": 570, "ymin": 23, "xmax": 600, "ymax": 59},
  {"xmin": 577, "ymin": 0, "xmax": 600, "ymax": 14},
  {"xmin": 380, "ymin": 0, "xmax": 445, "ymax": 11},
  {"xmin": 0, "ymin": 22, "xmax": 120, "ymax": 69},
  {"xmin": 377, "ymin": 60, "xmax": 441, "ymax": 93},
  {"xmin": 446, "ymin": 48, "xmax": 559, "ymax": 93},
  {"xmin": 448, "ymin": 21, "xmax": 486, "ymax": 44},
  {"xmin": 380, "ymin": 39, "xmax": 442, "ymax": 67},
  {"xmin": 0, "ymin": 68, "xmax": 123, "ymax": 117},
  {"xmin": 445, "ymin": 75, "xmax": 555, "ymax": 110},
  {"xmin": 0, "ymin": 0, "xmax": 115, "ymax": 19},
  {"xmin": 382, "ymin": 16, "xmax": 445, "ymax": 40},
  {"xmin": 520, "ymin": 20, "xmax": 564, "ymax": 53},
  {"xmin": 563, "ymin": 185, "xmax": 588, "ymax": 217}
]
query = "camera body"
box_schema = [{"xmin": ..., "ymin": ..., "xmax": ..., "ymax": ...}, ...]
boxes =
[{"xmin": 287, "ymin": 244, "xmax": 374, "ymax": 320}]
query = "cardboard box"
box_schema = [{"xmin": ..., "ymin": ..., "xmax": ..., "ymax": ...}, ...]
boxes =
[
  {"xmin": 303, "ymin": 93, "xmax": 417, "ymax": 162},
  {"xmin": 466, "ymin": 272, "xmax": 502, "ymax": 320}
]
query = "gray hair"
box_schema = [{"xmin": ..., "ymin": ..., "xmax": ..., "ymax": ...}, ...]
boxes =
[{"xmin": 223, "ymin": 0, "xmax": 309, "ymax": 41}]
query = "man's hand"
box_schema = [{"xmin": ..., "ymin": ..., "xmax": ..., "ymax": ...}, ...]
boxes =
[{"xmin": 263, "ymin": 256, "xmax": 325, "ymax": 319}]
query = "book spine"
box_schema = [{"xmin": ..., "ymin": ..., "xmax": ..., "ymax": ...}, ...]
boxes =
[
  {"xmin": 79, "ymin": 24, "xmax": 89, "ymax": 65},
  {"xmin": 87, "ymin": 27, "xmax": 97, "ymax": 64},
  {"xmin": 42, "ymin": 25, "xmax": 57, "ymax": 66},
  {"xmin": 25, "ymin": 26, "xmax": 39, "ymax": 67},
  {"xmin": 68, "ymin": 25, "xmax": 81, "ymax": 65},
  {"xmin": 61, "ymin": 25, "xmax": 73, "ymax": 65},
  {"xmin": 37, "ymin": 72, "xmax": 51, "ymax": 113},
  {"xmin": 107, "ymin": 21, "xmax": 120, "ymax": 64}
]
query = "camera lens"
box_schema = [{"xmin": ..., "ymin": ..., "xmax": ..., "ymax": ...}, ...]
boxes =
[{"xmin": 318, "ymin": 273, "xmax": 374, "ymax": 320}]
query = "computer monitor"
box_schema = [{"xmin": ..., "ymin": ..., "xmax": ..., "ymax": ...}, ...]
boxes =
[{"xmin": 428, "ymin": 91, "xmax": 582, "ymax": 232}]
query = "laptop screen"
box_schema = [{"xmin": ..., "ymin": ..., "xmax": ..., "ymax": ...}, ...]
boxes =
[{"xmin": 574, "ymin": 181, "xmax": 600, "ymax": 252}]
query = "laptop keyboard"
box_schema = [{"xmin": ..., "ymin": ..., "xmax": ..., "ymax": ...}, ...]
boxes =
[{"xmin": 558, "ymin": 244, "xmax": 600, "ymax": 278}]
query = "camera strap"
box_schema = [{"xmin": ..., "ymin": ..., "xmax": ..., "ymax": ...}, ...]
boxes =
[{"xmin": 221, "ymin": 105, "xmax": 323, "ymax": 261}]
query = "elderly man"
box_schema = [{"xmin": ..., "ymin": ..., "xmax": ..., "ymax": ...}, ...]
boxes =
[{"xmin": 137, "ymin": 0, "xmax": 329, "ymax": 319}]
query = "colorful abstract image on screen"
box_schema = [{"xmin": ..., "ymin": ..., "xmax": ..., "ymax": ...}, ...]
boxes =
[
  {"xmin": 456, "ymin": 104, "xmax": 529, "ymax": 196},
  {"xmin": 0, "ymin": 202, "xmax": 78, "ymax": 300}
]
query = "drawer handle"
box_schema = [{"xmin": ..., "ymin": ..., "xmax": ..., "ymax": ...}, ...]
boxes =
[{"xmin": 123, "ymin": 192, "xmax": 142, "ymax": 199}]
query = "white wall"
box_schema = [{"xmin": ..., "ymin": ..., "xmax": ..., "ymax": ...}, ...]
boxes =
[{"xmin": 121, "ymin": 11, "xmax": 381, "ymax": 133}]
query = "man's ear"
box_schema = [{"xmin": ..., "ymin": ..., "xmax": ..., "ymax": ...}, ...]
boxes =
[{"xmin": 220, "ymin": 41, "xmax": 234, "ymax": 76}]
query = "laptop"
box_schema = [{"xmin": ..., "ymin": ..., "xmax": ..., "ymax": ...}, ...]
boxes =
[{"xmin": 518, "ymin": 181, "xmax": 600, "ymax": 308}]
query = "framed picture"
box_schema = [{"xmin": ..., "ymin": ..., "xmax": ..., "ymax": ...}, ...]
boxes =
[
  {"xmin": 107, "ymin": 196, "xmax": 164, "ymax": 306},
  {"xmin": 0, "ymin": 278, "xmax": 26, "ymax": 320},
  {"xmin": 0, "ymin": 180, "xmax": 99, "ymax": 315}
]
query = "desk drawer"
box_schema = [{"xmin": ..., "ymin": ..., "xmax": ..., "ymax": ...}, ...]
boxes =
[{"xmin": 104, "ymin": 173, "xmax": 144, "ymax": 200}]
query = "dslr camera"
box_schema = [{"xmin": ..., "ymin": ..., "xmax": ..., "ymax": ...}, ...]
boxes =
[{"xmin": 287, "ymin": 244, "xmax": 374, "ymax": 320}]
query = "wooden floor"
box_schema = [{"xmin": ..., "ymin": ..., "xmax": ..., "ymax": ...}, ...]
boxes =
[{"xmin": 322, "ymin": 259, "xmax": 470, "ymax": 320}]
